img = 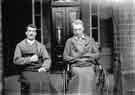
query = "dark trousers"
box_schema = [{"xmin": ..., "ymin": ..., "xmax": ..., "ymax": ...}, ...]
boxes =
[
  {"xmin": 4, "ymin": 75, "xmax": 21, "ymax": 95},
  {"xmin": 21, "ymin": 71, "xmax": 65, "ymax": 95},
  {"xmin": 67, "ymin": 66, "xmax": 97, "ymax": 95},
  {"xmin": 21, "ymin": 71, "xmax": 51, "ymax": 95}
]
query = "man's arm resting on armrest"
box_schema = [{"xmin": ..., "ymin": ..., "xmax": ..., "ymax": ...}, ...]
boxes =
[
  {"xmin": 13, "ymin": 44, "xmax": 35, "ymax": 65},
  {"xmin": 14, "ymin": 54, "xmax": 39, "ymax": 65},
  {"xmin": 14, "ymin": 57, "xmax": 32, "ymax": 65},
  {"xmin": 82, "ymin": 52, "xmax": 100, "ymax": 59},
  {"xmin": 38, "ymin": 58, "xmax": 51, "ymax": 72}
]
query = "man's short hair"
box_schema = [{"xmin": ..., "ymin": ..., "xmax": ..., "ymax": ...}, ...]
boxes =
[
  {"xmin": 71, "ymin": 19, "xmax": 84, "ymax": 27},
  {"xmin": 27, "ymin": 24, "xmax": 37, "ymax": 29}
]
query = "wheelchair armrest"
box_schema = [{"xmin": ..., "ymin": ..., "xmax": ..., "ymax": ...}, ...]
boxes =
[{"xmin": 63, "ymin": 60, "xmax": 73, "ymax": 72}]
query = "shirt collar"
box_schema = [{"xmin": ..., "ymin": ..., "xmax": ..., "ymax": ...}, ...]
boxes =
[
  {"xmin": 26, "ymin": 39, "xmax": 36, "ymax": 45},
  {"xmin": 74, "ymin": 34, "xmax": 86, "ymax": 40}
]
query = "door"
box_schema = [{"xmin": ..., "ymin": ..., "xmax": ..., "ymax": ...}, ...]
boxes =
[{"xmin": 51, "ymin": 1, "xmax": 80, "ymax": 71}]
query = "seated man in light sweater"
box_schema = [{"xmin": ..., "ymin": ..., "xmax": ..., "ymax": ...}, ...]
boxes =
[{"xmin": 63, "ymin": 19, "xmax": 99, "ymax": 95}]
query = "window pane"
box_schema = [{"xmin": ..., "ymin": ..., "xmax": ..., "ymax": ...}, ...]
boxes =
[
  {"xmin": 92, "ymin": 15, "xmax": 98, "ymax": 27},
  {"xmin": 91, "ymin": 4, "xmax": 97, "ymax": 14},
  {"xmin": 34, "ymin": 2, "xmax": 41, "ymax": 14},
  {"xmin": 92, "ymin": 28, "xmax": 98, "ymax": 42},
  {"xmin": 35, "ymin": 16, "xmax": 41, "ymax": 29},
  {"xmin": 36, "ymin": 29, "xmax": 41, "ymax": 42}
]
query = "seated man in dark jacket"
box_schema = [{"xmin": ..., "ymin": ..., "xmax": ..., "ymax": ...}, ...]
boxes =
[{"xmin": 13, "ymin": 24, "xmax": 51, "ymax": 95}]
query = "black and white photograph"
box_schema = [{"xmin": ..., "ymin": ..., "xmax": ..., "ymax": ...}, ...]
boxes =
[{"xmin": 1, "ymin": 0, "xmax": 135, "ymax": 95}]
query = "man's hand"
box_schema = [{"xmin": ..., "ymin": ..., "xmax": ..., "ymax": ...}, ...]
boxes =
[
  {"xmin": 38, "ymin": 67, "xmax": 46, "ymax": 72},
  {"xmin": 30, "ymin": 54, "xmax": 39, "ymax": 62}
]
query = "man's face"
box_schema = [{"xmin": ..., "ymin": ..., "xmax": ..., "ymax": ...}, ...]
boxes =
[
  {"xmin": 73, "ymin": 24, "xmax": 84, "ymax": 36},
  {"xmin": 25, "ymin": 27, "xmax": 37, "ymax": 40}
]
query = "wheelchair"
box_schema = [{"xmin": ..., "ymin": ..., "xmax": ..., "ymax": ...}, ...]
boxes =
[{"xmin": 63, "ymin": 58, "xmax": 107, "ymax": 95}]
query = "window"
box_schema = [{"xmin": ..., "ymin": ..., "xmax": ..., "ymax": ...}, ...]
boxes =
[
  {"xmin": 32, "ymin": 0, "xmax": 43, "ymax": 43},
  {"xmin": 89, "ymin": 2, "xmax": 100, "ymax": 43}
]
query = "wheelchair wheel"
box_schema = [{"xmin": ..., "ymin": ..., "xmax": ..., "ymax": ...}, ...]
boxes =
[{"xmin": 95, "ymin": 65, "xmax": 106, "ymax": 95}]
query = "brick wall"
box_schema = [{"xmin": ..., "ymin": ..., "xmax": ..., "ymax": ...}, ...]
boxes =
[{"xmin": 113, "ymin": 2, "xmax": 135, "ymax": 95}]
